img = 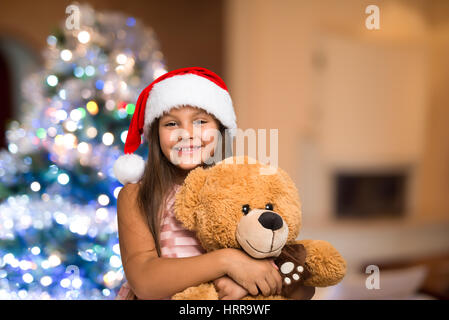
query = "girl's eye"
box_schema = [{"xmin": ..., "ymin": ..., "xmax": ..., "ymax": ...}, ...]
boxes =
[
  {"xmin": 265, "ymin": 203, "xmax": 273, "ymax": 211},
  {"xmin": 242, "ymin": 204, "xmax": 250, "ymax": 215},
  {"xmin": 165, "ymin": 120, "xmax": 207, "ymax": 126},
  {"xmin": 194, "ymin": 119, "xmax": 207, "ymax": 125}
]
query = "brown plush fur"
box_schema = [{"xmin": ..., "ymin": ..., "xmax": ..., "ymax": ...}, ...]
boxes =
[{"xmin": 172, "ymin": 156, "xmax": 346, "ymax": 300}]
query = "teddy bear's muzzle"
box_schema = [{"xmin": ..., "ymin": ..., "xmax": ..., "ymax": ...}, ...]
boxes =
[{"xmin": 236, "ymin": 209, "xmax": 289, "ymax": 259}]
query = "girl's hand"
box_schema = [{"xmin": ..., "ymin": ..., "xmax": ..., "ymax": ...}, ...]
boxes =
[
  {"xmin": 213, "ymin": 276, "xmax": 248, "ymax": 300},
  {"xmin": 220, "ymin": 248, "xmax": 282, "ymax": 297}
]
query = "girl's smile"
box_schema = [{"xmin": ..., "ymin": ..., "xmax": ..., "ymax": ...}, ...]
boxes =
[
  {"xmin": 158, "ymin": 105, "xmax": 220, "ymax": 170},
  {"xmin": 174, "ymin": 144, "xmax": 203, "ymax": 155}
]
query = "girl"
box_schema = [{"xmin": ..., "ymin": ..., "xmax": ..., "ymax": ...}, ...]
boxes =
[{"xmin": 113, "ymin": 67, "xmax": 282, "ymax": 300}]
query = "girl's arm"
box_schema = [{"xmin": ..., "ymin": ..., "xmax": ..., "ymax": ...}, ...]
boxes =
[
  {"xmin": 213, "ymin": 276, "xmax": 248, "ymax": 300},
  {"xmin": 213, "ymin": 260, "xmax": 280, "ymax": 300},
  {"xmin": 117, "ymin": 183, "xmax": 282, "ymax": 300},
  {"xmin": 118, "ymin": 183, "xmax": 226, "ymax": 299}
]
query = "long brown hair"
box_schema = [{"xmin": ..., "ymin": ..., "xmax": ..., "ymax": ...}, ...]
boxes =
[{"xmin": 137, "ymin": 115, "xmax": 232, "ymax": 256}]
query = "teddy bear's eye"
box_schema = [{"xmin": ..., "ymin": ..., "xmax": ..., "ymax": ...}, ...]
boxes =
[
  {"xmin": 265, "ymin": 203, "xmax": 273, "ymax": 211},
  {"xmin": 242, "ymin": 204, "xmax": 250, "ymax": 215}
]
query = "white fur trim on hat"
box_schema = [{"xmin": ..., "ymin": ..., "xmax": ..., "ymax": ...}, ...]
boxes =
[
  {"xmin": 144, "ymin": 73, "xmax": 237, "ymax": 137},
  {"xmin": 113, "ymin": 154, "xmax": 145, "ymax": 185}
]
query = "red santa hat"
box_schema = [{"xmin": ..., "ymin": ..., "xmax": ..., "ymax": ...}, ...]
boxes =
[{"xmin": 113, "ymin": 67, "xmax": 237, "ymax": 185}]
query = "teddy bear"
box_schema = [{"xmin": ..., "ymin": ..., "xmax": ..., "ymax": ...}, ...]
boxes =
[{"xmin": 171, "ymin": 155, "xmax": 346, "ymax": 300}]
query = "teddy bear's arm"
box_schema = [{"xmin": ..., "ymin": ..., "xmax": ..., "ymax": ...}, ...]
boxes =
[
  {"xmin": 171, "ymin": 283, "xmax": 219, "ymax": 300},
  {"xmin": 295, "ymin": 239, "xmax": 347, "ymax": 287}
]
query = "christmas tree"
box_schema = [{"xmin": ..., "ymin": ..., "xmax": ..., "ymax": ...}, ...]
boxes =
[{"xmin": 0, "ymin": 3, "xmax": 166, "ymax": 299}]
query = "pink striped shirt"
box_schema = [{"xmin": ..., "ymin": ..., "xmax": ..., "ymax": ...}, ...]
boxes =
[{"xmin": 115, "ymin": 184, "xmax": 205, "ymax": 300}]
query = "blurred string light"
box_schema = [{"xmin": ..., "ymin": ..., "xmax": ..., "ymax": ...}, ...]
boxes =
[
  {"xmin": 73, "ymin": 66, "xmax": 84, "ymax": 78},
  {"xmin": 120, "ymin": 130, "xmax": 127, "ymax": 143},
  {"xmin": 102, "ymin": 81, "xmax": 114, "ymax": 94},
  {"xmin": 113, "ymin": 187, "xmax": 122, "ymax": 199},
  {"xmin": 95, "ymin": 80, "xmax": 104, "ymax": 90},
  {"xmin": 77, "ymin": 31, "xmax": 91, "ymax": 44},
  {"xmin": 112, "ymin": 244, "xmax": 120, "ymax": 255},
  {"xmin": 109, "ymin": 255, "xmax": 121, "ymax": 268},
  {"xmin": 126, "ymin": 103, "xmax": 135, "ymax": 115},
  {"xmin": 102, "ymin": 132, "xmax": 114, "ymax": 146},
  {"xmin": 95, "ymin": 208, "xmax": 108, "ymax": 221},
  {"xmin": 64, "ymin": 120, "xmax": 78, "ymax": 132},
  {"xmin": 86, "ymin": 101, "xmax": 99, "ymax": 115},
  {"xmin": 47, "ymin": 35, "xmax": 57, "ymax": 46},
  {"xmin": 46, "ymin": 75, "xmax": 58, "ymax": 87},
  {"xmin": 54, "ymin": 134, "xmax": 64, "ymax": 146},
  {"xmin": 104, "ymin": 100, "xmax": 115, "ymax": 111},
  {"xmin": 81, "ymin": 88, "xmax": 92, "ymax": 100},
  {"xmin": 97, "ymin": 194, "xmax": 110, "ymax": 206},
  {"xmin": 47, "ymin": 127, "xmax": 57, "ymax": 137},
  {"xmin": 23, "ymin": 273, "xmax": 33, "ymax": 284},
  {"xmin": 62, "ymin": 133, "xmax": 77, "ymax": 149},
  {"xmin": 57, "ymin": 173, "xmax": 70, "ymax": 185},
  {"xmin": 55, "ymin": 110, "xmax": 68, "ymax": 121},
  {"xmin": 8, "ymin": 143, "xmax": 18, "ymax": 154},
  {"xmin": 86, "ymin": 127, "xmax": 97, "ymax": 138},
  {"xmin": 36, "ymin": 128, "xmax": 47, "ymax": 139},
  {"xmin": 30, "ymin": 182, "xmax": 41, "ymax": 192},
  {"xmin": 70, "ymin": 109, "xmax": 83, "ymax": 121},
  {"xmin": 60, "ymin": 49, "xmax": 72, "ymax": 62},
  {"xmin": 85, "ymin": 65, "xmax": 95, "ymax": 77},
  {"xmin": 77, "ymin": 142, "xmax": 89, "ymax": 154},
  {"xmin": 116, "ymin": 53, "xmax": 128, "ymax": 65},
  {"xmin": 126, "ymin": 17, "xmax": 136, "ymax": 27},
  {"xmin": 58, "ymin": 89, "xmax": 66, "ymax": 100}
]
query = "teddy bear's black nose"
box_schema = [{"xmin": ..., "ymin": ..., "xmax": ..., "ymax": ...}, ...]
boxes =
[{"xmin": 258, "ymin": 211, "xmax": 283, "ymax": 231}]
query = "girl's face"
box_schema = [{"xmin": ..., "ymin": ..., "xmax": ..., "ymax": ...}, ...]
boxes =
[{"xmin": 158, "ymin": 105, "xmax": 220, "ymax": 171}]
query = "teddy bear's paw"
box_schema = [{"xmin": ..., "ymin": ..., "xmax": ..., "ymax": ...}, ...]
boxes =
[
  {"xmin": 297, "ymin": 240, "xmax": 347, "ymax": 287},
  {"xmin": 279, "ymin": 261, "xmax": 306, "ymax": 286}
]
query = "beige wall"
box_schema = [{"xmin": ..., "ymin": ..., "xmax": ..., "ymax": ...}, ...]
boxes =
[
  {"xmin": 225, "ymin": 0, "xmax": 375, "ymax": 180},
  {"xmin": 418, "ymin": 23, "xmax": 449, "ymax": 220},
  {"xmin": 224, "ymin": 0, "xmax": 449, "ymax": 222}
]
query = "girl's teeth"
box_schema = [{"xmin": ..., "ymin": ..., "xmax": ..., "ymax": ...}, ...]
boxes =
[{"xmin": 177, "ymin": 146, "xmax": 201, "ymax": 152}]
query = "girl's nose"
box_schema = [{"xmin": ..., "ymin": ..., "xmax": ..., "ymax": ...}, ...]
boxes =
[
  {"xmin": 182, "ymin": 121, "xmax": 202, "ymax": 139},
  {"xmin": 175, "ymin": 122, "xmax": 197, "ymax": 142}
]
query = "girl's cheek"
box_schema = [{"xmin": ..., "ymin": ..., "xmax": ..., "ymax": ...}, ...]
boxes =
[
  {"xmin": 161, "ymin": 129, "xmax": 178, "ymax": 147},
  {"xmin": 201, "ymin": 127, "xmax": 220, "ymax": 144}
]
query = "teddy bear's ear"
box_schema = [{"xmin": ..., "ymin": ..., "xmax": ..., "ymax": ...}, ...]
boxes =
[{"xmin": 173, "ymin": 166, "xmax": 208, "ymax": 230}]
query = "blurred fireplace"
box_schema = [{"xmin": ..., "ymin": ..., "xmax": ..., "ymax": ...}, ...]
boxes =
[{"xmin": 334, "ymin": 170, "xmax": 409, "ymax": 219}]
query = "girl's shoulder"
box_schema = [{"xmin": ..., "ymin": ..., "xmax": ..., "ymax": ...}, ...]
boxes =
[
  {"xmin": 121, "ymin": 182, "xmax": 141, "ymax": 193},
  {"xmin": 117, "ymin": 183, "xmax": 141, "ymax": 203},
  {"xmin": 118, "ymin": 182, "xmax": 180, "ymax": 205}
]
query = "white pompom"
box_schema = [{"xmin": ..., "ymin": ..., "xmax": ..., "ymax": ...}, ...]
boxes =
[{"xmin": 113, "ymin": 154, "xmax": 145, "ymax": 185}]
